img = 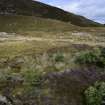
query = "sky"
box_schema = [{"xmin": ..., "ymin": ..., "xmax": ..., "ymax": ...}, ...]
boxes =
[{"xmin": 37, "ymin": 0, "xmax": 105, "ymax": 23}]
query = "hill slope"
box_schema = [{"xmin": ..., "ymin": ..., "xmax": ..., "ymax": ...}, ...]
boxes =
[
  {"xmin": 0, "ymin": 0, "xmax": 103, "ymax": 27},
  {"xmin": 0, "ymin": 15, "xmax": 76, "ymax": 33}
]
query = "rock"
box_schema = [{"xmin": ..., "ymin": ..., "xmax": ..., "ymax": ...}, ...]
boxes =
[
  {"xmin": 0, "ymin": 95, "xmax": 12, "ymax": 105},
  {"xmin": 0, "ymin": 95, "xmax": 7, "ymax": 103}
]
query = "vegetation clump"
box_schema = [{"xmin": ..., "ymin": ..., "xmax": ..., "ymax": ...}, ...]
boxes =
[
  {"xmin": 85, "ymin": 82, "xmax": 105, "ymax": 105},
  {"xmin": 75, "ymin": 48, "xmax": 105, "ymax": 68},
  {"xmin": 54, "ymin": 53, "xmax": 65, "ymax": 62}
]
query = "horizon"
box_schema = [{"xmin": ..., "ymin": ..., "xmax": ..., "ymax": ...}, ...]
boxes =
[{"xmin": 37, "ymin": 0, "xmax": 105, "ymax": 24}]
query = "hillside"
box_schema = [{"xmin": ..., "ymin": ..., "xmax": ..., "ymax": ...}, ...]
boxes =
[
  {"xmin": 0, "ymin": 0, "xmax": 105, "ymax": 105},
  {"xmin": 0, "ymin": 0, "xmax": 103, "ymax": 27},
  {"xmin": 0, "ymin": 15, "xmax": 76, "ymax": 33}
]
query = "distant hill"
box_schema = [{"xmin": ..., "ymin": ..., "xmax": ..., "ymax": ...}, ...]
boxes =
[{"xmin": 0, "ymin": 0, "xmax": 103, "ymax": 27}]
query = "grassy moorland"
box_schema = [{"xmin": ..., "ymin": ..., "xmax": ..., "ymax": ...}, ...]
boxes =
[
  {"xmin": 0, "ymin": 15, "xmax": 105, "ymax": 55},
  {"xmin": 0, "ymin": 15, "xmax": 105, "ymax": 105}
]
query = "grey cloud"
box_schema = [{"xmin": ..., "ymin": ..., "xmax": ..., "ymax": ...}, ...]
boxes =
[{"xmin": 62, "ymin": 0, "xmax": 105, "ymax": 23}]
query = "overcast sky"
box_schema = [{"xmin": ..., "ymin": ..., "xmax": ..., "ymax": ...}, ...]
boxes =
[{"xmin": 38, "ymin": 0, "xmax": 105, "ymax": 23}]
